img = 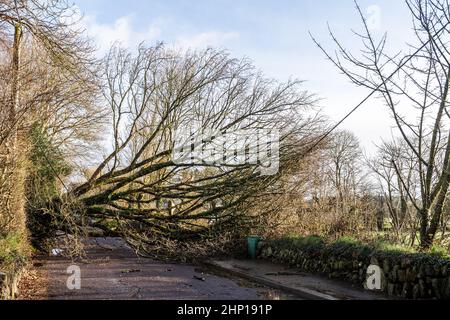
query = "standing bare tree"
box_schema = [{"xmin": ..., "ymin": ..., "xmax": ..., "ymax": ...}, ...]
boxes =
[
  {"xmin": 0, "ymin": 0, "xmax": 94, "ymax": 147},
  {"xmin": 0, "ymin": 0, "xmax": 97, "ymax": 248},
  {"xmin": 368, "ymin": 139, "xmax": 421, "ymax": 244},
  {"xmin": 326, "ymin": 130, "xmax": 363, "ymax": 214},
  {"xmin": 312, "ymin": 0, "xmax": 450, "ymax": 248}
]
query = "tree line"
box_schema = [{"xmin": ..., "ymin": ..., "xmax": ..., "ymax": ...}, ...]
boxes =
[{"xmin": 0, "ymin": 0, "xmax": 448, "ymax": 260}]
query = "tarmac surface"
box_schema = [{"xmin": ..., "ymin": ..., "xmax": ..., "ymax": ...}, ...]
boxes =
[
  {"xmin": 207, "ymin": 259, "xmax": 386, "ymax": 300},
  {"xmin": 19, "ymin": 238, "xmax": 299, "ymax": 300}
]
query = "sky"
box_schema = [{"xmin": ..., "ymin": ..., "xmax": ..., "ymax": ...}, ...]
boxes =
[{"xmin": 73, "ymin": 0, "xmax": 416, "ymax": 156}]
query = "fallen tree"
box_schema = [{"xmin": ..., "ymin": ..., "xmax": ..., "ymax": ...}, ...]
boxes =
[{"xmin": 39, "ymin": 44, "xmax": 325, "ymax": 252}]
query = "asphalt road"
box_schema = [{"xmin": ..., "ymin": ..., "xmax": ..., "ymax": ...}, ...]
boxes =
[{"xmin": 21, "ymin": 238, "xmax": 295, "ymax": 300}]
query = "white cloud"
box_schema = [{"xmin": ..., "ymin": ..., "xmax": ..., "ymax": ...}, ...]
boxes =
[
  {"xmin": 79, "ymin": 13, "xmax": 240, "ymax": 55},
  {"xmin": 175, "ymin": 31, "xmax": 240, "ymax": 50},
  {"xmin": 81, "ymin": 15, "xmax": 162, "ymax": 55}
]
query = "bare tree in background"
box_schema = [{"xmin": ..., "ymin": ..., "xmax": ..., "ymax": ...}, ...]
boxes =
[
  {"xmin": 327, "ymin": 130, "xmax": 363, "ymax": 214},
  {"xmin": 368, "ymin": 139, "xmax": 421, "ymax": 244},
  {"xmin": 312, "ymin": 0, "xmax": 450, "ymax": 248}
]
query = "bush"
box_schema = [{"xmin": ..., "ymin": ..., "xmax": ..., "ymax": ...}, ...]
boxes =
[
  {"xmin": 265, "ymin": 235, "xmax": 450, "ymax": 262},
  {"xmin": 372, "ymin": 240, "xmax": 417, "ymax": 254},
  {"xmin": 26, "ymin": 123, "xmax": 72, "ymax": 247},
  {"xmin": 0, "ymin": 232, "xmax": 29, "ymax": 270},
  {"xmin": 430, "ymin": 245, "xmax": 450, "ymax": 259}
]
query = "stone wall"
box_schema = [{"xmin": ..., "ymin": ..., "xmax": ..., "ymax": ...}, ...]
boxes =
[
  {"xmin": 0, "ymin": 267, "xmax": 24, "ymax": 300},
  {"xmin": 257, "ymin": 239, "xmax": 450, "ymax": 300}
]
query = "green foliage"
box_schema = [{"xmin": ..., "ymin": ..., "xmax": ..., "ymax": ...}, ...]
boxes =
[
  {"xmin": 290, "ymin": 235, "xmax": 325, "ymax": 246},
  {"xmin": 430, "ymin": 245, "xmax": 450, "ymax": 259},
  {"xmin": 27, "ymin": 123, "xmax": 71, "ymax": 202},
  {"xmin": 372, "ymin": 240, "xmax": 417, "ymax": 254},
  {"xmin": 267, "ymin": 235, "xmax": 450, "ymax": 263},
  {"xmin": 0, "ymin": 232, "xmax": 29, "ymax": 270},
  {"xmin": 333, "ymin": 236, "xmax": 361, "ymax": 245},
  {"xmin": 26, "ymin": 123, "xmax": 72, "ymax": 244},
  {"xmin": 327, "ymin": 237, "xmax": 373, "ymax": 259}
]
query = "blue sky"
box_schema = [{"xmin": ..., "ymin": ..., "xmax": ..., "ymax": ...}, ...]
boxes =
[{"xmin": 73, "ymin": 0, "xmax": 415, "ymax": 155}]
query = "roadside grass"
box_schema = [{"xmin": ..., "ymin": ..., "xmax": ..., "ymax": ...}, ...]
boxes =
[
  {"xmin": 0, "ymin": 232, "xmax": 30, "ymax": 271},
  {"xmin": 276, "ymin": 234, "xmax": 450, "ymax": 260}
]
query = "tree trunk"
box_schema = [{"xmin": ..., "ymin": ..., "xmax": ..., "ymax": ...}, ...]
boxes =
[{"xmin": 9, "ymin": 23, "xmax": 22, "ymax": 134}]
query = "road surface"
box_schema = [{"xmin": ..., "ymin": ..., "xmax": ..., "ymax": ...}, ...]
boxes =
[{"xmin": 19, "ymin": 238, "xmax": 296, "ymax": 300}]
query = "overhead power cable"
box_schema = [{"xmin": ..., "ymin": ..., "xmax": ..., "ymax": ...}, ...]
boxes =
[{"xmin": 304, "ymin": 22, "xmax": 450, "ymax": 156}]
